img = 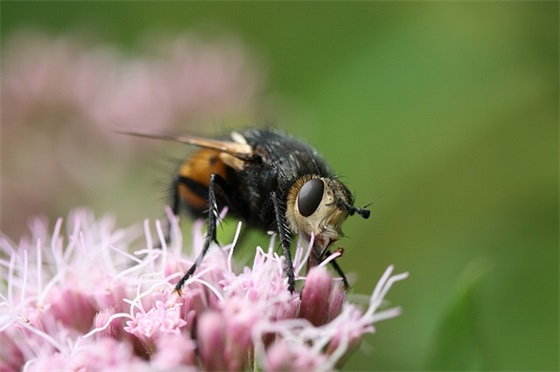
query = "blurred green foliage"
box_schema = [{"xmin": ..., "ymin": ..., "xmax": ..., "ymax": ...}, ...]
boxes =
[{"xmin": 2, "ymin": 2, "xmax": 557, "ymax": 370}]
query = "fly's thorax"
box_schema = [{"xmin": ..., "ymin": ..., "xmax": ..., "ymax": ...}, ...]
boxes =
[{"xmin": 286, "ymin": 175, "xmax": 353, "ymax": 249}]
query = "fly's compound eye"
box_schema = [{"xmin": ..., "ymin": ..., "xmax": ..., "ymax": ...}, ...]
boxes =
[{"xmin": 297, "ymin": 178, "xmax": 325, "ymax": 217}]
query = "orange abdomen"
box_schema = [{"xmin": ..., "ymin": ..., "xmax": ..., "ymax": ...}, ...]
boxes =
[{"xmin": 177, "ymin": 148, "xmax": 228, "ymax": 213}]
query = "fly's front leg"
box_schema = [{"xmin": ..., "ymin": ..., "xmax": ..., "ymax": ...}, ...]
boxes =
[
  {"xmin": 326, "ymin": 252, "xmax": 349, "ymax": 290},
  {"xmin": 174, "ymin": 174, "xmax": 230, "ymax": 295},
  {"xmin": 270, "ymin": 191, "xmax": 296, "ymax": 293}
]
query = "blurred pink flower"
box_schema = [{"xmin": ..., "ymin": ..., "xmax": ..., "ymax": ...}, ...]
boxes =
[
  {"xmin": 0, "ymin": 30, "xmax": 263, "ymax": 238},
  {"xmin": 0, "ymin": 209, "xmax": 408, "ymax": 370},
  {"xmin": 2, "ymin": 30, "xmax": 262, "ymax": 136}
]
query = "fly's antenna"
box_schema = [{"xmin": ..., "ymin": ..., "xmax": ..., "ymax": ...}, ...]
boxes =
[{"xmin": 339, "ymin": 201, "xmax": 371, "ymax": 219}]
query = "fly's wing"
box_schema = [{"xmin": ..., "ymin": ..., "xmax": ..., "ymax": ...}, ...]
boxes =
[{"xmin": 115, "ymin": 129, "xmax": 254, "ymax": 168}]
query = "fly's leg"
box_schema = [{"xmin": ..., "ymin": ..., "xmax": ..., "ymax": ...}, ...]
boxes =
[
  {"xmin": 174, "ymin": 173, "xmax": 231, "ymax": 295},
  {"xmin": 159, "ymin": 175, "xmax": 183, "ymax": 247},
  {"xmin": 271, "ymin": 191, "xmax": 296, "ymax": 293},
  {"xmin": 326, "ymin": 252, "xmax": 349, "ymax": 290}
]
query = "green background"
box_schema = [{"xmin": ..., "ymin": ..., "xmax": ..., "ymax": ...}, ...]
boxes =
[{"xmin": 2, "ymin": 2, "xmax": 558, "ymax": 370}]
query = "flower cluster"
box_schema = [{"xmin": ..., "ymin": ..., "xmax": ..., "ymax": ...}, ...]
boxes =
[
  {"xmin": 0, "ymin": 209, "xmax": 407, "ymax": 370},
  {"xmin": 2, "ymin": 30, "xmax": 261, "ymax": 136},
  {"xmin": 1, "ymin": 30, "xmax": 262, "ymax": 238}
]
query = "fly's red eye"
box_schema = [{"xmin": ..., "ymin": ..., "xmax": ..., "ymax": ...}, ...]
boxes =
[{"xmin": 297, "ymin": 178, "xmax": 324, "ymax": 217}]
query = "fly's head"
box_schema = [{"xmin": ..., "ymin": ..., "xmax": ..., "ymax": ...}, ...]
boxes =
[{"xmin": 286, "ymin": 175, "xmax": 370, "ymax": 252}]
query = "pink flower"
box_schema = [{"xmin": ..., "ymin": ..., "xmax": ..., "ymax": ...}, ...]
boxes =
[
  {"xmin": 265, "ymin": 340, "xmax": 329, "ymax": 371},
  {"xmin": 300, "ymin": 265, "xmax": 344, "ymax": 326},
  {"xmin": 152, "ymin": 333, "xmax": 197, "ymax": 369},
  {"xmin": 1, "ymin": 30, "xmax": 263, "ymax": 239},
  {"xmin": 0, "ymin": 208, "xmax": 408, "ymax": 370},
  {"xmin": 124, "ymin": 298, "xmax": 187, "ymax": 354},
  {"xmin": 2, "ymin": 30, "xmax": 261, "ymax": 136}
]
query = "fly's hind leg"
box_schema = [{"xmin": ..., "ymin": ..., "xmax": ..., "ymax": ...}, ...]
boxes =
[
  {"xmin": 159, "ymin": 174, "xmax": 183, "ymax": 247},
  {"xmin": 162, "ymin": 172, "xmax": 220, "ymax": 245},
  {"xmin": 174, "ymin": 173, "xmax": 232, "ymax": 295}
]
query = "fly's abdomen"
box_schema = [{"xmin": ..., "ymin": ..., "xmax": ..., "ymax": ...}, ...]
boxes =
[{"xmin": 176, "ymin": 148, "xmax": 228, "ymax": 216}]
